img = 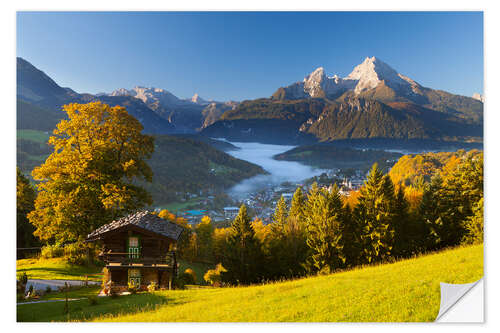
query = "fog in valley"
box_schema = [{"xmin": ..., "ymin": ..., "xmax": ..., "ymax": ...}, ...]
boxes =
[{"xmin": 217, "ymin": 140, "xmax": 327, "ymax": 199}]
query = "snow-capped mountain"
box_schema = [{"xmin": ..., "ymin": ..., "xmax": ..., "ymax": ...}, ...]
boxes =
[
  {"xmin": 107, "ymin": 87, "xmax": 236, "ymax": 132},
  {"xmin": 189, "ymin": 93, "xmax": 210, "ymax": 105},
  {"xmin": 273, "ymin": 57, "xmax": 425, "ymax": 102},
  {"xmin": 109, "ymin": 86, "xmax": 186, "ymax": 107}
]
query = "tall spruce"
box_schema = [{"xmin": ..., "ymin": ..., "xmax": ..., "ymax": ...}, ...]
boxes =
[
  {"xmin": 305, "ymin": 184, "xmax": 346, "ymax": 273},
  {"xmin": 354, "ymin": 164, "xmax": 395, "ymax": 264},
  {"xmin": 222, "ymin": 204, "xmax": 262, "ymax": 284},
  {"xmin": 271, "ymin": 195, "xmax": 288, "ymax": 237},
  {"xmin": 289, "ymin": 187, "xmax": 306, "ymax": 223},
  {"xmin": 17, "ymin": 168, "xmax": 39, "ymax": 249},
  {"xmin": 418, "ymin": 175, "xmax": 444, "ymax": 250},
  {"xmin": 392, "ymin": 185, "xmax": 414, "ymax": 257}
]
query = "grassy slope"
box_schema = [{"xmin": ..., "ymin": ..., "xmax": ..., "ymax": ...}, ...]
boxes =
[
  {"xmin": 17, "ymin": 245, "xmax": 483, "ymax": 322},
  {"xmin": 16, "ymin": 258, "xmax": 103, "ymax": 282}
]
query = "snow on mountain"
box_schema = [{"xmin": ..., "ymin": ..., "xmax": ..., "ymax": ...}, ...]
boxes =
[
  {"xmin": 109, "ymin": 86, "xmax": 184, "ymax": 107},
  {"xmin": 276, "ymin": 56, "xmax": 423, "ymax": 100},
  {"xmin": 346, "ymin": 56, "xmax": 414, "ymax": 93},
  {"xmin": 472, "ymin": 93, "xmax": 484, "ymax": 103},
  {"xmin": 190, "ymin": 93, "xmax": 210, "ymax": 105}
]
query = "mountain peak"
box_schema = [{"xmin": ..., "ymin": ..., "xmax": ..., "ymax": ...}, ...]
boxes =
[
  {"xmin": 347, "ymin": 56, "xmax": 408, "ymax": 93},
  {"xmin": 191, "ymin": 93, "xmax": 208, "ymax": 104}
]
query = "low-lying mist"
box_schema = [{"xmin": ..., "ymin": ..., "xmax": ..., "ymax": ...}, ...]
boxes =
[{"xmin": 217, "ymin": 140, "xmax": 326, "ymax": 199}]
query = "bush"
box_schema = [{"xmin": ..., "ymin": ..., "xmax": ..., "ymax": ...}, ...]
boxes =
[
  {"xmin": 178, "ymin": 272, "xmax": 195, "ymax": 286},
  {"xmin": 184, "ymin": 268, "xmax": 197, "ymax": 284},
  {"xmin": 147, "ymin": 281, "xmax": 157, "ymax": 292},
  {"xmin": 64, "ymin": 242, "xmax": 88, "ymax": 265},
  {"xmin": 87, "ymin": 295, "xmax": 98, "ymax": 306},
  {"xmin": 45, "ymin": 286, "xmax": 52, "ymax": 293},
  {"xmin": 172, "ymin": 276, "xmax": 186, "ymax": 290},
  {"xmin": 41, "ymin": 244, "xmax": 64, "ymax": 259},
  {"xmin": 203, "ymin": 263, "xmax": 227, "ymax": 287}
]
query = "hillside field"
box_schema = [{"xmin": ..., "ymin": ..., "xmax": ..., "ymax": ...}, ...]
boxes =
[{"xmin": 17, "ymin": 244, "xmax": 483, "ymax": 322}]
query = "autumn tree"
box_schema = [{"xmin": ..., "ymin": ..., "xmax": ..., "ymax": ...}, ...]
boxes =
[
  {"xmin": 196, "ymin": 216, "xmax": 215, "ymax": 262},
  {"xmin": 155, "ymin": 209, "xmax": 192, "ymax": 259},
  {"xmin": 28, "ymin": 102, "xmax": 154, "ymax": 244},
  {"xmin": 462, "ymin": 197, "xmax": 484, "ymax": 244},
  {"xmin": 17, "ymin": 168, "xmax": 38, "ymax": 249}
]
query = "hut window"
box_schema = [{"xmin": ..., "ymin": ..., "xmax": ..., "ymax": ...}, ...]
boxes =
[{"xmin": 128, "ymin": 236, "xmax": 140, "ymax": 259}]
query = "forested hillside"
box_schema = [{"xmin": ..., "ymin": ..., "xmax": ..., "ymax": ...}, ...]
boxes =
[
  {"xmin": 17, "ymin": 130, "xmax": 264, "ymax": 206},
  {"xmin": 202, "ymin": 97, "xmax": 482, "ymax": 144},
  {"xmin": 274, "ymin": 144, "xmax": 403, "ymax": 170}
]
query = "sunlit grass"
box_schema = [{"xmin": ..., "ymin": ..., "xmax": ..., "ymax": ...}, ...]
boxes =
[
  {"xmin": 17, "ymin": 244, "xmax": 482, "ymax": 322},
  {"xmin": 16, "ymin": 258, "xmax": 103, "ymax": 281}
]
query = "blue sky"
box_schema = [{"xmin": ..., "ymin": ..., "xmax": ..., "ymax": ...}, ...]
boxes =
[{"xmin": 17, "ymin": 12, "xmax": 483, "ymax": 101}]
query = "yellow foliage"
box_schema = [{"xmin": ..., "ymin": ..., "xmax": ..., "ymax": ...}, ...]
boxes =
[{"xmin": 28, "ymin": 102, "xmax": 155, "ymax": 243}]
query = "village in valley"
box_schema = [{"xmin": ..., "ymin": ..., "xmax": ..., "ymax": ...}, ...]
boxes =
[{"xmin": 170, "ymin": 168, "xmax": 367, "ymax": 226}]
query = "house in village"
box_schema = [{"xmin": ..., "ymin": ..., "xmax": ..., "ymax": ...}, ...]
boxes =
[{"xmin": 86, "ymin": 211, "xmax": 184, "ymax": 292}]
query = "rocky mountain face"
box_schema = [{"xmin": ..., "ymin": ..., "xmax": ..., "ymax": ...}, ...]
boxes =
[
  {"xmin": 201, "ymin": 96, "xmax": 482, "ymax": 144},
  {"xmin": 17, "ymin": 58, "xmax": 176, "ymax": 134},
  {"xmin": 17, "ymin": 56, "xmax": 483, "ymax": 146},
  {"xmin": 16, "ymin": 58, "xmax": 235, "ymax": 134},
  {"xmin": 106, "ymin": 87, "xmax": 238, "ymax": 133},
  {"xmin": 272, "ymin": 56, "xmax": 483, "ymax": 122}
]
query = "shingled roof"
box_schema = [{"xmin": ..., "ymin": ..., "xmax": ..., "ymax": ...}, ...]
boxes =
[{"xmin": 86, "ymin": 211, "xmax": 184, "ymax": 241}]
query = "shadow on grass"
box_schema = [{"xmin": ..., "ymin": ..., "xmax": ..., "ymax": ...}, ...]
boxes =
[{"xmin": 17, "ymin": 292, "xmax": 181, "ymax": 322}]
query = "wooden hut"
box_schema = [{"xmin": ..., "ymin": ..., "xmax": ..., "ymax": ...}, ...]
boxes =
[{"xmin": 86, "ymin": 211, "xmax": 184, "ymax": 292}]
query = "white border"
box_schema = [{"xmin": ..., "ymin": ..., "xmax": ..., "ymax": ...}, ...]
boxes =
[{"xmin": 3, "ymin": 1, "xmax": 498, "ymax": 332}]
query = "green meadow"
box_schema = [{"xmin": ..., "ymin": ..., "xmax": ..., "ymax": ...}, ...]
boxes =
[{"xmin": 17, "ymin": 244, "xmax": 483, "ymax": 322}]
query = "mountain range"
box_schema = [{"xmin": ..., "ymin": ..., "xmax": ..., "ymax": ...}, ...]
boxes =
[
  {"xmin": 203, "ymin": 57, "xmax": 483, "ymax": 144},
  {"xmin": 17, "ymin": 56, "xmax": 483, "ymax": 145}
]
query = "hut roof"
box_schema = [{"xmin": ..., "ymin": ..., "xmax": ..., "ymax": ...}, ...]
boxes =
[{"xmin": 86, "ymin": 211, "xmax": 184, "ymax": 241}]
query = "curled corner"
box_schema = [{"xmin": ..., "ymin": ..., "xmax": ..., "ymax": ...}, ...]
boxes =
[{"xmin": 435, "ymin": 278, "xmax": 483, "ymax": 322}]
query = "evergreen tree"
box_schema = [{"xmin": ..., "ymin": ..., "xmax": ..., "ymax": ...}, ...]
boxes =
[
  {"xmin": 17, "ymin": 168, "xmax": 39, "ymax": 249},
  {"xmin": 305, "ymin": 185, "xmax": 346, "ymax": 273},
  {"xmin": 271, "ymin": 196, "xmax": 288, "ymax": 237},
  {"xmin": 222, "ymin": 204, "xmax": 262, "ymax": 284},
  {"xmin": 392, "ymin": 185, "xmax": 414, "ymax": 257},
  {"xmin": 341, "ymin": 204, "xmax": 362, "ymax": 267},
  {"xmin": 289, "ymin": 187, "xmax": 306, "ymax": 223},
  {"xmin": 417, "ymin": 174, "xmax": 448, "ymax": 251},
  {"xmin": 353, "ymin": 164, "xmax": 395, "ymax": 264}
]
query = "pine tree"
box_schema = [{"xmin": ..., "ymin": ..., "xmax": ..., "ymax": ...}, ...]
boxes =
[
  {"xmin": 289, "ymin": 187, "xmax": 306, "ymax": 223},
  {"xmin": 222, "ymin": 204, "xmax": 262, "ymax": 284},
  {"xmin": 17, "ymin": 168, "xmax": 39, "ymax": 249},
  {"xmin": 271, "ymin": 196, "xmax": 288, "ymax": 237},
  {"xmin": 353, "ymin": 164, "xmax": 395, "ymax": 264},
  {"xmin": 341, "ymin": 204, "xmax": 362, "ymax": 267},
  {"xmin": 305, "ymin": 185, "xmax": 346, "ymax": 273},
  {"xmin": 392, "ymin": 185, "xmax": 413, "ymax": 257},
  {"xmin": 417, "ymin": 175, "xmax": 444, "ymax": 251}
]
